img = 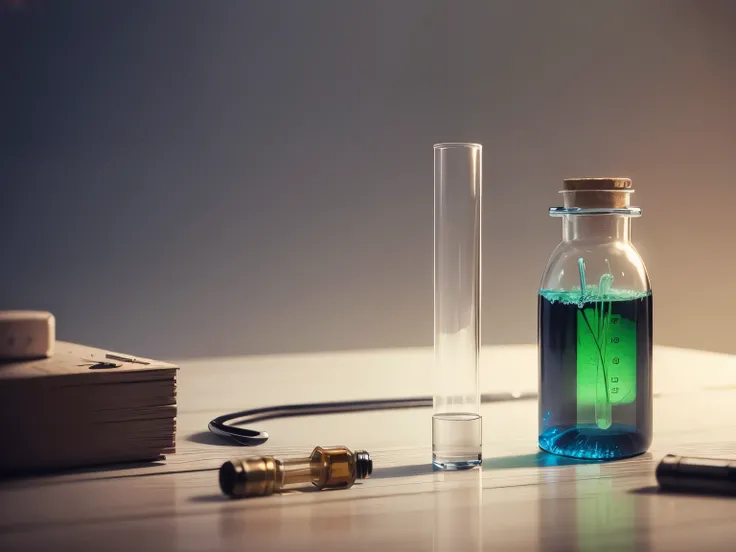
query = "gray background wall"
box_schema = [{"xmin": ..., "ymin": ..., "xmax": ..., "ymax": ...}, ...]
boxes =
[{"xmin": 1, "ymin": 1, "xmax": 735, "ymax": 360}]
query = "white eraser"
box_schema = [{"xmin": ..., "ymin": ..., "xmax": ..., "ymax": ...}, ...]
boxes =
[{"xmin": 0, "ymin": 311, "xmax": 56, "ymax": 360}]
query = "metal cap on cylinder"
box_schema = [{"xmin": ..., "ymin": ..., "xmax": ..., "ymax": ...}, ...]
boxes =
[
  {"xmin": 219, "ymin": 456, "xmax": 279, "ymax": 498},
  {"xmin": 562, "ymin": 177, "xmax": 633, "ymax": 209},
  {"xmin": 355, "ymin": 450, "xmax": 373, "ymax": 479}
]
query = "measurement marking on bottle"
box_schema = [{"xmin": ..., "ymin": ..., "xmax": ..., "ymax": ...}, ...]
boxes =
[{"xmin": 577, "ymin": 308, "xmax": 636, "ymax": 418}]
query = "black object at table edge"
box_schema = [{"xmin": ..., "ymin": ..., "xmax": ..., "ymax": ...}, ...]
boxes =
[{"xmin": 656, "ymin": 454, "xmax": 736, "ymax": 496}]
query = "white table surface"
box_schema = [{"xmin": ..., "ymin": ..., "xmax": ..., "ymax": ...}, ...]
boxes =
[{"xmin": 1, "ymin": 344, "xmax": 735, "ymax": 551}]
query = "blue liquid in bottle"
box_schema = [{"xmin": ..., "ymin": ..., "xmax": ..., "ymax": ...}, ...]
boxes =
[{"xmin": 538, "ymin": 287, "xmax": 653, "ymax": 459}]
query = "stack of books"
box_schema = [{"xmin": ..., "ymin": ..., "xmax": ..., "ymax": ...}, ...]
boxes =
[{"xmin": 0, "ymin": 341, "xmax": 178, "ymax": 475}]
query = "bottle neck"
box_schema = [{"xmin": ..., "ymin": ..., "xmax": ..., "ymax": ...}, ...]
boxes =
[{"xmin": 562, "ymin": 215, "xmax": 631, "ymax": 243}]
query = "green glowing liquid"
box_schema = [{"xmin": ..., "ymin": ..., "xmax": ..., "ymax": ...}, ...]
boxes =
[{"xmin": 539, "ymin": 288, "xmax": 650, "ymax": 430}]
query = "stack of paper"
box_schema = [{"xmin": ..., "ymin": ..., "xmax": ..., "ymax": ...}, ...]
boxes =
[{"xmin": 0, "ymin": 341, "xmax": 178, "ymax": 475}]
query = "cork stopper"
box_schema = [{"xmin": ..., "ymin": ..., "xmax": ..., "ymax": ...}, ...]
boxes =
[{"xmin": 562, "ymin": 177, "xmax": 633, "ymax": 209}]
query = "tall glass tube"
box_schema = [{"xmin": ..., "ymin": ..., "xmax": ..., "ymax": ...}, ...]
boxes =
[{"xmin": 433, "ymin": 142, "xmax": 482, "ymax": 470}]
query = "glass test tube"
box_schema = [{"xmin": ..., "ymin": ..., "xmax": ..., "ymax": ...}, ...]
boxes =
[{"xmin": 433, "ymin": 142, "xmax": 482, "ymax": 470}]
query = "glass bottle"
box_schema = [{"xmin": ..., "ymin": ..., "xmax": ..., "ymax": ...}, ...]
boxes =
[{"xmin": 538, "ymin": 178, "xmax": 652, "ymax": 460}]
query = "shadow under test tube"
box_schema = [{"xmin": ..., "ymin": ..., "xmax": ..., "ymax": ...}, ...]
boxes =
[{"xmin": 433, "ymin": 143, "xmax": 482, "ymax": 470}]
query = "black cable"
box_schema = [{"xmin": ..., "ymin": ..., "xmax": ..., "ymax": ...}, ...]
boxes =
[{"xmin": 208, "ymin": 392, "xmax": 538, "ymax": 446}]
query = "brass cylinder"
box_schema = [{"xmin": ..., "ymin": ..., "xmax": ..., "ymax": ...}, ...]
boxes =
[{"xmin": 219, "ymin": 446, "xmax": 373, "ymax": 498}]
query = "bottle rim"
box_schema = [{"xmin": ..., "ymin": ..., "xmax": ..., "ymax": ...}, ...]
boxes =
[{"xmin": 549, "ymin": 207, "xmax": 642, "ymax": 217}]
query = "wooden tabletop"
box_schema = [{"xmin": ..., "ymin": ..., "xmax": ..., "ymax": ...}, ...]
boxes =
[{"xmin": 1, "ymin": 345, "xmax": 735, "ymax": 551}]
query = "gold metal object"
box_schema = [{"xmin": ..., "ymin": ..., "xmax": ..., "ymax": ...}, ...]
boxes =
[
  {"xmin": 562, "ymin": 177, "xmax": 633, "ymax": 209},
  {"xmin": 219, "ymin": 446, "xmax": 373, "ymax": 498}
]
